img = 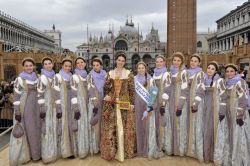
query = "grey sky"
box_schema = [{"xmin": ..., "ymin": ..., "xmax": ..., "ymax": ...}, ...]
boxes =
[{"xmin": 0, "ymin": 0, "xmax": 247, "ymax": 51}]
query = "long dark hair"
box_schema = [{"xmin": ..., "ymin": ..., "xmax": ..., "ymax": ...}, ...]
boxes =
[
  {"xmin": 210, "ymin": 72, "xmax": 217, "ymax": 87},
  {"xmin": 207, "ymin": 62, "xmax": 219, "ymax": 87}
]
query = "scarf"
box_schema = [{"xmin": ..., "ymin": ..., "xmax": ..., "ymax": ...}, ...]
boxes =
[
  {"xmin": 169, "ymin": 65, "xmax": 179, "ymax": 75},
  {"xmin": 188, "ymin": 67, "xmax": 202, "ymax": 77},
  {"xmin": 19, "ymin": 71, "xmax": 37, "ymax": 81},
  {"xmin": 90, "ymin": 69, "xmax": 107, "ymax": 96},
  {"xmin": 74, "ymin": 68, "xmax": 87, "ymax": 79},
  {"xmin": 204, "ymin": 73, "xmax": 220, "ymax": 86},
  {"xmin": 154, "ymin": 66, "xmax": 167, "ymax": 76},
  {"xmin": 41, "ymin": 68, "xmax": 55, "ymax": 79},
  {"xmin": 59, "ymin": 69, "xmax": 72, "ymax": 81},
  {"xmin": 225, "ymin": 74, "xmax": 242, "ymax": 87},
  {"xmin": 136, "ymin": 73, "xmax": 152, "ymax": 85}
]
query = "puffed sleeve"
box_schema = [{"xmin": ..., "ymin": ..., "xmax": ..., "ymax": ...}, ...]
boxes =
[
  {"xmin": 87, "ymin": 75, "xmax": 99, "ymax": 107},
  {"xmin": 177, "ymin": 70, "xmax": 189, "ymax": 110},
  {"xmin": 235, "ymin": 80, "xmax": 248, "ymax": 119},
  {"xmin": 70, "ymin": 75, "xmax": 80, "ymax": 112},
  {"xmin": 161, "ymin": 72, "xmax": 172, "ymax": 106},
  {"xmin": 128, "ymin": 72, "xmax": 135, "ymax": 105},
  {"xmin": 217, "ymin": 78, "xmax": 227, "ymax": 116},
  {"xmin": 37, "ymin": 76, "xmax": 46, "ymax": 107},
  {"xmin": 192, "ymin": 72, "xmax": 205, "ymax": 110},
  {"xmin": 13, "ymin": 77, "xmax": 23, "ymax": 113},
  {"xmin": 52, "ymin": 74, "xmax": 61, "ymax": 106}
]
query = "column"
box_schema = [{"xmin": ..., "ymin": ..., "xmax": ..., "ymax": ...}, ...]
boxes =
[
  {"xmin": 244, "ymin": 33, "xmax": 248, "ymax": 43},
  {"xmin": 230, "ymin": 37, "xmax": 233, "ymax": 49},
  {"xmin": 226, "ymin": 38, "xmax": 229, "ymax": 50},
  {"xmin": 223, "ymin": 39, "xmax": 225, "ymax": 50}
]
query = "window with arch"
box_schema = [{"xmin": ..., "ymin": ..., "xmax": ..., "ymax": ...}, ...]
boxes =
[
  {"xmin": 197, "ymin": 41, "xmax": 202, "ymax": 48},
  {"xmin": 115, "ymin": 40, "xmax": 128, "ymax": 51}
]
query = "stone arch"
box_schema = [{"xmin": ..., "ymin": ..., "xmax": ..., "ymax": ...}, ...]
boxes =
[
  {"xmin": 4, "ymin": 64, "xmax": 16, "ymax": 81},
  {"xmin": 115, "ymin": 40, "xmax": 128, "ymax": 51},
  {"xmin": 143, "ymin": 54, "xmax": 153, "ymax": 69},
  {"xmin": 102, "ymin": 54, "xmax": 110, "ymax": 70},
  {"xmin": 131, "ymin": 54, "xmax": 140, "ymax": 72},
  {"xmin": 197, "ymin": 41, "xmax": 202, "ymax": 48}
]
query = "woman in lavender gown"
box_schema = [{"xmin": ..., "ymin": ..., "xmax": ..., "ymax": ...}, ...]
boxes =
[
  {"xmin": 135, "ymin": 61, "xmax": 165, "ymax": 160},
  {"xmin": 10, "ymin": 58, "xmax": 40, "ymax": 166},
  {"xmin": 52, "ymin": 58, "xmax": 73, "ymax": 158},
  {"xmin": 168, "ymin": 52, "xmax": 189, "ymax": 156},
  {"xmin": 70, "ymin": 57, "xmax": 89, "ymax": 158},
  {"xmin": 186, "ymin": 54, "xmax": 204, "ymax": 161},
  {"xmin": 37, "ymin": 57, "xmax": 57, "ymax": 163},
  {"xmin": 87, "ymin": 58, "xmax": 107, "ymax": 155},
  {"xmin": 151, "ymin": 55, "xmax": 171, "ymax": 156},
  {"xmin": 192, "ymin": 61, "xmax": 222, "ymax": 163},
  {"xmin": 215, "ymin": 64, "xmax": 250, "ymax": 166}
]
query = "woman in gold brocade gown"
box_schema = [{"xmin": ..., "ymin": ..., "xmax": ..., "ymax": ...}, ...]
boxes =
[{"xmin": 100, "ymin": 53, "xmax": 136, "ymax": 162}]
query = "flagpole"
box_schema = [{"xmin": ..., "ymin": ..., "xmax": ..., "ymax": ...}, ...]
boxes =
[
  {"xmin": 112, "ymin": 24, "xmax": 115, "ymax": 68},
  {"xmin": 87, "ymin": 24, "xmax": 90, "ymax": 70},
  {"xmin": 138, "ymin": 23, "xmax": 140, "ymax": 55}
]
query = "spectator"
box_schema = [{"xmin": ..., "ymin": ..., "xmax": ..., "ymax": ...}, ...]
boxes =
[{"xmin": 0, "ymin": 85, "xmax": 14, "ymax": 127}]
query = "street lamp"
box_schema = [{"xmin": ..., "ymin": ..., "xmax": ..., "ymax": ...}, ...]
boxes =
[{"xmin": 87, "ymin": 49, "xmax": 90, "ymax": 70}]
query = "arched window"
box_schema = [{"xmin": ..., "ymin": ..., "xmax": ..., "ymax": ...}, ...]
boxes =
[
  {"xmin": 102, "ymin": 54, "xmax": 110, "ymax": 70},
  {"xmin": 115, "ymin": 40, "xmax": 128, "ymax": 51},
  {"xmin": 131, "ymin": 54, "xmax": 140, "ymax": 72},
  {"xmin": 4, "ymin": 65, "xmax": 16, "ymax": 81},
  {"xmin": 197, "ymin": 41, "xmax": 202, "ymax": 48}
]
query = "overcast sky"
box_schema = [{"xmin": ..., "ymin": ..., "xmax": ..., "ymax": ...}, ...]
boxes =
[{"xmin": 0, "ymin": 0, "xmax": 247, "ymax": 51}]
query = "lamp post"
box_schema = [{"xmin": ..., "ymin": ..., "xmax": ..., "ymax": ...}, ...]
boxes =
[
  {"xmin": 86, "ymin": 24, "xmax": 90, "ymax": 70},
  {"xmin": 87, "ymin": 48, "xmax": 90, "ymax": 71}
]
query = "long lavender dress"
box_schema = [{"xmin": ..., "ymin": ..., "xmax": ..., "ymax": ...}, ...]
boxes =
[
  {"xmin": 152, "ymin": 71, "xmax": 171, "ymax": 156},
  {"xmin": 37, "ymin": 74, "xmax": 58, "ymax": 163},
  {"xmin": 135, "ymin": 78, "xmax": 150, "ymax": 157},
  {"xmin": 214, "ymin": 77, "xmax": 250, "ymax": 166},
  {"xmin": 186, "ymin": 71, "xmax": 205, "ymax": 162},
  {"xmin": 10, "ymin": 76, "xmax": 41, "ymax": 165},
  {"xmin": 192, "ymin": 75, "xmax": 221, "ymax": 163},
  {"xmin": 53, "ymin": 74, "xmax": 73, "ymax": 158},
  {"xmin": 168, "ymin": 69, "xmax": 189, "ymax": 156},
  {"xmin": 135, "ymin": 76, "xmax": 164, "ymax": 159},
  {"xmin": 70, "ymin": 74, "xmax": 89, "ymax": 158},
  {"xmin": 87, "ymin": 73, "xmax": 105, "ymax": 155}
]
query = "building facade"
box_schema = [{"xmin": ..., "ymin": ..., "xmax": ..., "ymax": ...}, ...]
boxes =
[
  {"xmin": 167, "ymin": 0, "xmax": 197, "ymax": 56},
  {"xmin": 0, "ymin": 11, "xmax": 60, "ymax": 53},
  {"xmin": 44, "ymin": 24, "xmax": 62, "ymax": 53},
  {"xmin": 196, "ymin": 32, "xmax": 214, "ymax": 54},
  {"xmin": 208, "ymin": 1, "xmax": 250, "ymax": 54},
  {"xmin": 76, "ymin": 19, "xmax": 165, "ymax": 72}
]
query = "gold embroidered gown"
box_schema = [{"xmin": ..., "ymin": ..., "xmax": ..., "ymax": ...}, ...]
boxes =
[{"xmin": 100, "ymin": 69, "xmax": 136, "ymax": 162}]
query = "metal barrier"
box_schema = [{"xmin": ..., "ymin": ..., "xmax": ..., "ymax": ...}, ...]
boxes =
[
  {"xmin": 0, "ymin": 125, "xmax": 13, "ymax": 151},
  {"xmin": 0, "ymin": 125, "xmax": 13, "ymax": 137}
]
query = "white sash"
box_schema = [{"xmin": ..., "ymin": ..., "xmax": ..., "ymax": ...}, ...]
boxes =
[{"xmin": 135, "ymin": 77, "xmax": 150, "ymax": 104}]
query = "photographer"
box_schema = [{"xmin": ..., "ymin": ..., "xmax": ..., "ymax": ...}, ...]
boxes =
[{"xmin": 0, "ymin": 86, "xmax": 14, "ymax": 127}]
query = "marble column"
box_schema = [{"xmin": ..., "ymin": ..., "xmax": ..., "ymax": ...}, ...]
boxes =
[{"xmin": 244, "ymin": 33, "xmax": 248, "ymax": 43}]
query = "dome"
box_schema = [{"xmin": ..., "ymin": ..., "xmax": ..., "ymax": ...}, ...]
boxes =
[
  {"xmin": 120, "ymin": 25, "xmax": 138, "ymax": 34},
  {"xmin": 119, "ymin": 18, "xmax": 138, "ymax": 36}
]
